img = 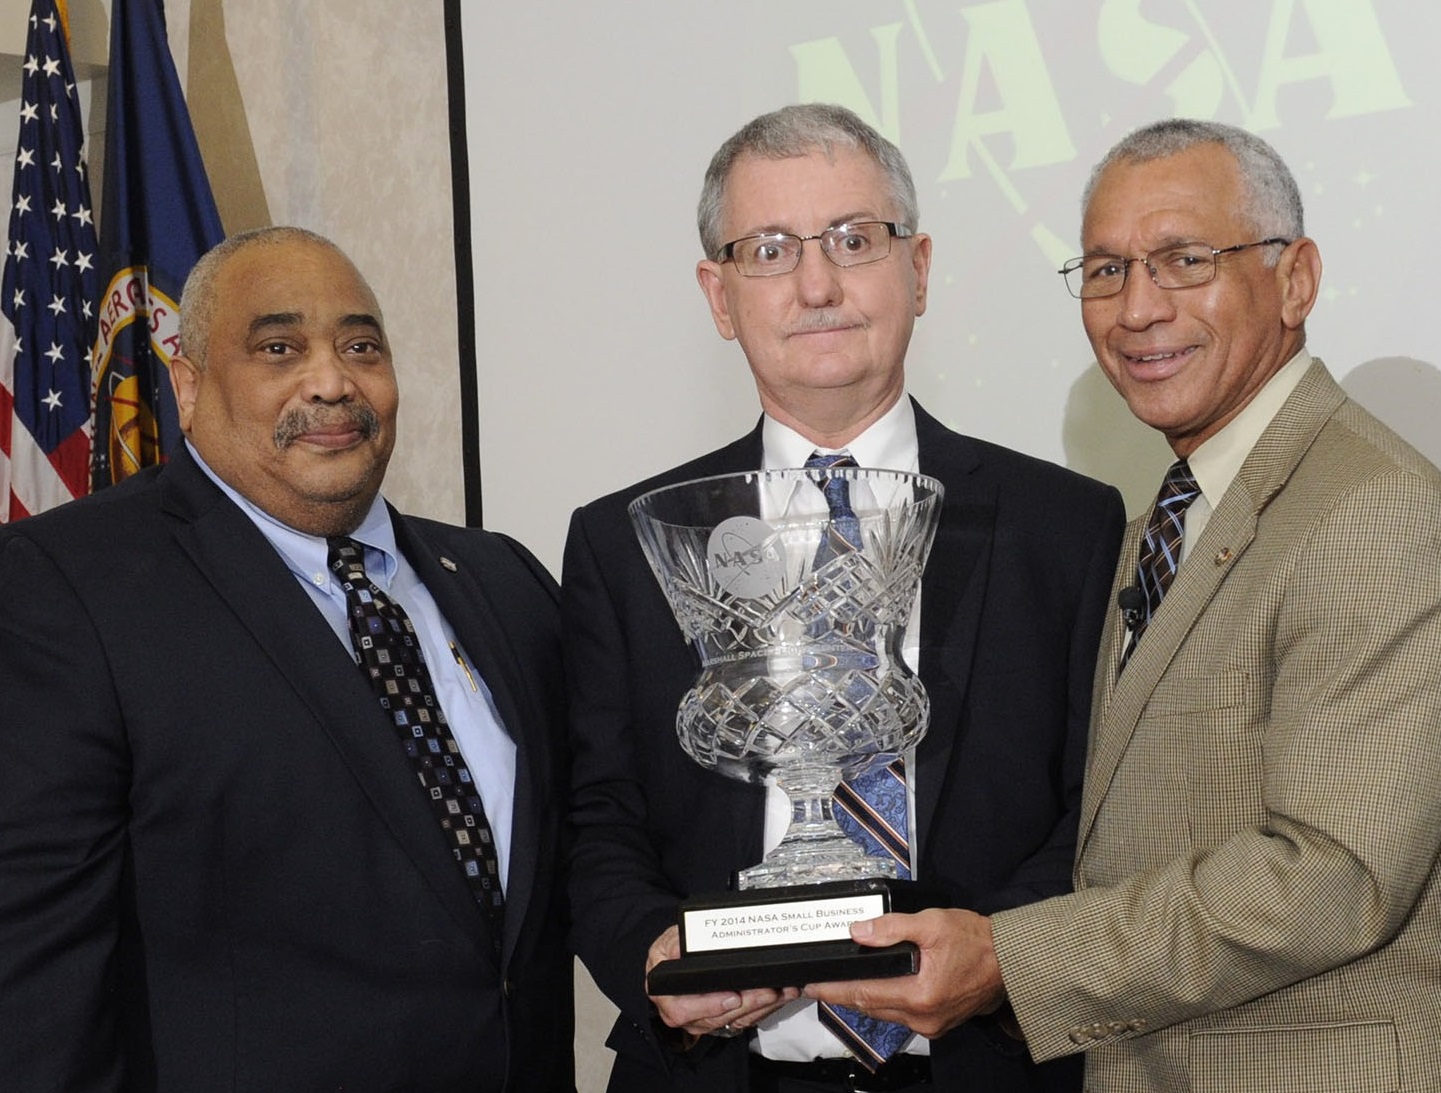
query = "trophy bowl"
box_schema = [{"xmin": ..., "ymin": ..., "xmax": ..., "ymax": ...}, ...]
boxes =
[{"xmin": 629, "ymin": 467, "xmax": 943, "ymax": 892}]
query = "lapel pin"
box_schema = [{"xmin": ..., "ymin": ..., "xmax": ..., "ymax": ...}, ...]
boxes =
[
  {"xmin": 440, "ymin": 556, "xmax": 458, "ymax": 572},
  {"xmin": 1214, "ymin": 548, "xmax": 1233, "ymax": 566}
]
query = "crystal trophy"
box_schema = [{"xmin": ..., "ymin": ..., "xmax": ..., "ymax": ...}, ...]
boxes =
[{"xmin": 629, "ymin": 467, "xmax": 943, "ymax": 992}]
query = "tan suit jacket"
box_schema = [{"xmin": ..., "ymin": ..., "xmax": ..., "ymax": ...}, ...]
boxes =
[{"xmin": 991, "ymin": 360, "xmax": 1441, "ymax": 1092}]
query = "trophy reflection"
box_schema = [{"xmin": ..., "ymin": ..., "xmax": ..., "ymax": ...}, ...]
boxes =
[{"xmin": 629, "ymin": 466, "xmax": 943, "ymax": 992}]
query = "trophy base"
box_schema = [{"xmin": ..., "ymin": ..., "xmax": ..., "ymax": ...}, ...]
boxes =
[
  {"xmin": 736, "ymin": 832, "xmax": 897, "ymax": 890},
  {"xmin": 648, "ymin": 938, "xmax": 918, "ymax": 994},
  {"xmin": 646, "ymin": 877, "xmax": 944, "ymax": 995}
]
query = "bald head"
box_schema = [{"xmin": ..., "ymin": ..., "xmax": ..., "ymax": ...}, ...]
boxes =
[{"xmin": 178, "ymin": 226, "xmax": 381, "ymax": 371}]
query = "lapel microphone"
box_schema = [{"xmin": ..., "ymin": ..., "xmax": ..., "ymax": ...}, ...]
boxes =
[{"xmin": 1117, "ymin": 586, "xmax": 1146, "ymax": 630}]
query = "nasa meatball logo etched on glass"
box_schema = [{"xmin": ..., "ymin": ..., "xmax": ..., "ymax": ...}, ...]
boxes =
[{"xmin": 706, "ymin": 516, "xmax": 785, "ymax": 599}]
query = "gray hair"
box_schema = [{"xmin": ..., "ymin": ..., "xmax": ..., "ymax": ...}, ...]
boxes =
[
  {"xmin": 697, "ymin": 103, "xmax": 919, "ymax": 260},
  {"xmin": 178, "ymin": 226, "xmax": 371, "ymax": 369},
  {"xmin": 1082, "ymin": 119, "xmax": 1304, "ymax": 262}
]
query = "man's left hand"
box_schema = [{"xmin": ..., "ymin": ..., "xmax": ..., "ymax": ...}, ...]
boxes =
[{"xmin": 803, "ymin": 908, "xmax": 1008, "ymax": 1039}]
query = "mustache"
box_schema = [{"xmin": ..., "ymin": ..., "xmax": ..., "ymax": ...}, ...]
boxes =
[
  {"xmin": 785, "ymin": 311, "xmax": 863, "ymax": 335},
  {"xmin": 273, "ymin": 404, "xmax": 381, "ymax": 449}
]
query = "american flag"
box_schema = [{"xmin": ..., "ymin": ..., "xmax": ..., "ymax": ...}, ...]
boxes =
[{"xmin": 0, "ymin": 0, "xmax": 98, "ymax": 522}]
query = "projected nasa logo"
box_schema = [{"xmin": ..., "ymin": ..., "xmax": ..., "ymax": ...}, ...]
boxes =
[
  {"xmin": 706, "ymin": 516, "xmax": 786, "ymax": 600},
  {"xmin": 788, "ymin": 1, "xmax": 1411, "ymax": 266}
]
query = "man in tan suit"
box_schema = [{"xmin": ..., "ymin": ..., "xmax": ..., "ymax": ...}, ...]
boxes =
[{"xmin": 806, "ymin": 119, "xmax": 1441, "ymax": 1090}]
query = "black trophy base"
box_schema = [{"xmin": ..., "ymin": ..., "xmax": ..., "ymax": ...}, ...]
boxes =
[
  {"xmin": 648, "ymin": 938, "xmax": 918, "ymax": 994},
  {"xmin": 646, "ymin": 877, "xmax": 945, "ymax": 995}
]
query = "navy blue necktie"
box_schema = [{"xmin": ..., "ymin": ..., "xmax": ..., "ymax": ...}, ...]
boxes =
[
  {"xmin": 803, "ymin": 452, "xmax": 914, "ymax": 1068},
  {"xmin": 806, "ymin": 451, "xmax": 863, "ymax": 563}
]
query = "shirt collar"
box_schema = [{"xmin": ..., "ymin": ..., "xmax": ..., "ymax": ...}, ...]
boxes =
[
  {"xmin": 1188, "ymin": 347, "xmax": 1312, "ymax": 510},
  {"xmin": 185, "ymin": 439, "xmax": 398, "ymax": 588},
  {"xmin": 761, "ymin": 394, "xmax": 919, "ymax": 472}
]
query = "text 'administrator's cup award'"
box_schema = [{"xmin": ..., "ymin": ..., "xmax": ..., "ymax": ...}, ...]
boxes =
[{"xmin": 629, "ymin": 467, "xmax": 944, "ymax": 994}]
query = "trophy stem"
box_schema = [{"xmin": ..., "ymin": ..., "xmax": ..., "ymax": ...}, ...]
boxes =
[{"xmin": 737, "ymin": 763, "xmax": 898, "ymax": 890}]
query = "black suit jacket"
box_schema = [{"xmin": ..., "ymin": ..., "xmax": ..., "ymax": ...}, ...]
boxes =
[
  {"xmin": 0, "ymin": 445, "xmax": 574, "ymax": 1092},
  {"xmin": 564, "ymin": 401, "xmax": 1124, "ymax": 1091}
]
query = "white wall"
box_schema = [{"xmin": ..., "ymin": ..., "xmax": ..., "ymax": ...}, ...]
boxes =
[{"xmin": 460, "ymin": 0, "xmax": 1441, "ymax": 575}]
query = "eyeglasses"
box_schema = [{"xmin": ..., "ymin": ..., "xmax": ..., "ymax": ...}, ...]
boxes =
[
  {"xmin": 1058, "ymin": 238, "xmax": 1291, "ymax": 299},
  {"xmin": 718, "ymin": 221, "xmax": 913, "ymax": 277}
]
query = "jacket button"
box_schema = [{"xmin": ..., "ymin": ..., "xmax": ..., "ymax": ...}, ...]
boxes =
[
  {"xmin": 502, "ymin": 978, "xmax": 515, "ymax": 998},
  {"xmin": 1069, "ymin": 1028, "xmax": 1090, "ymax": 1045}
]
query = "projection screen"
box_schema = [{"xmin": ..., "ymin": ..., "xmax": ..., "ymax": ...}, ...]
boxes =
[{"xmin": 455, "ymin": 1, "xmax": 1439, "ymax": 573}]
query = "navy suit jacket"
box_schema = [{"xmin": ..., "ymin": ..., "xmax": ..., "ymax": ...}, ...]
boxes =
[
  {"xmin": 0, "ymin": 445, "xmax": 574, "ymax": 1092},
  {"xmin": 564, "ymin": 401, "xmax": 1124, "ymax": 1091}
]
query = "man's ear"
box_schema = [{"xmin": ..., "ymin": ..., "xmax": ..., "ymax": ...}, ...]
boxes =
[
  {"xmin": 169, "ymin": 354, "xmax": 201, "ymax": 434},
  {"xmin": 909, "ymin": 232, "xmax": 933, "ymax": 317},
  {"xmin": 696, "ymin": 260, "xmax": 737, "ymax": 341},
  {"xmin": 1277, "ymin": 237, "xmax": 1322, "ymax": 330}
]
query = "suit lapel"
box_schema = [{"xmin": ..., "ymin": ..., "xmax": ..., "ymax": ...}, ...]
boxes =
[
  {"xmin": 911, "ymin": 403, "xmax": 994, "ymax": 855},
  {"xmin": 395, "ymin": 515, "xmax": 546, "ymax": 962},
  {"xmin": 1078, "ymin": 361, "xmax": 1346, "ymax": 855},
  {"xmin": 1078, "ymin": 503, "xmax": 1259, "ymax": 850},
  {"xmin": 159, "ymin": 452, "xmax": 496, "ymax": 953},
  {"xmin": 706, "ymin": 422, "xmax": 764, "ymax": 477},
  {"xmin": 1090, "ymin": 517, "xmax": 1144, "ymax": 726}
]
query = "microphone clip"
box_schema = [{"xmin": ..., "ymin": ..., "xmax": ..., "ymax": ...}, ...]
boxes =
[{"xmin": 1117, "ymin": 585, "xmax": 1146, "ymax": 630}]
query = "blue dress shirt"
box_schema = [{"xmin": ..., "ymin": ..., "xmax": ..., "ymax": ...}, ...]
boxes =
[{"xmin": 187, "ymin": 442, "xmax": 518, "ymax": 890}]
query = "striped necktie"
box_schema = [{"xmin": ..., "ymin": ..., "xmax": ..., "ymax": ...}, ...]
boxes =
[
  {"xmin": 820, "ymin": 756, "xmax": 914, "ymax": 1069},
  {"xmin": 804, "ymin": 452, "xmax": 914, "ymax": 1069},
  {"xmin": 1122, "ymin": 459, "xmax": 1200, "ymax": 667}
]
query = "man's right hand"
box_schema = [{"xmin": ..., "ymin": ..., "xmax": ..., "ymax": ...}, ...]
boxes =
[{"xmin": 645, "ymin": 925, "xmax": 800, "ymax": 1041}]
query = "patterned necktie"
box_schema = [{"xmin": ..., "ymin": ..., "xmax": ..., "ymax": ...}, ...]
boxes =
[
  {"xmin": 820, "ymin": 757, "xmax": 914, "ymax": 1069},
  {"xmin": 804, "ymin": 452, "xmax": 914, "ymax": 1069},
  {"xmin": 1123, "ymin": 459, "xmax": 1200, "ymax": 666},
  {"xmin": 327, "ymin": 537, "xmax": 504, "ymax": 951},
  {"xmin": 806, "ymin": 451, "xmax": 864, "ymax": 563}
]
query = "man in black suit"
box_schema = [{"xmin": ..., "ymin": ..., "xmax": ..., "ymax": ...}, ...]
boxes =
[
  {"xmin": 0, "ymin": 227, "xmax": 573, "ymax": 1092},
  {"xmin": 565, "ymin": 104, "xmax": 1124, "ymax": 1092}
]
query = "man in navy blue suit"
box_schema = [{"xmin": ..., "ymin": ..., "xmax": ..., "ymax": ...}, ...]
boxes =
[
  {"xmin": 565, "ymin": 104, "xmax": 1124, "ymax": 1093},
  {"xmin": 0, "ymin": 227, "xmax": 573, "ymax": 1092}
]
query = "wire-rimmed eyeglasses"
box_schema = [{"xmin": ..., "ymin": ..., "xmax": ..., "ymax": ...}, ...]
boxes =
[
  {"xmin": 1058, "ymin": 238, "xmax": 1291, "ymax": 299},
  {"xmin": 718, "ymin": 221, "xmax": 913, "ymax": 277}
]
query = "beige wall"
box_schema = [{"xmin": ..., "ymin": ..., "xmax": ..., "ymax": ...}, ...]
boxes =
[
  {"xmin": 183, "ymin": 0, "xmax": 466, "ymax": 525},
  {"xmin": 0, "ymin": 2, "xmax": 614, "ymax": 1087},
  {"xmin": 0, "ymin": 0, "xmax": 469, "ymax": 525}
]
